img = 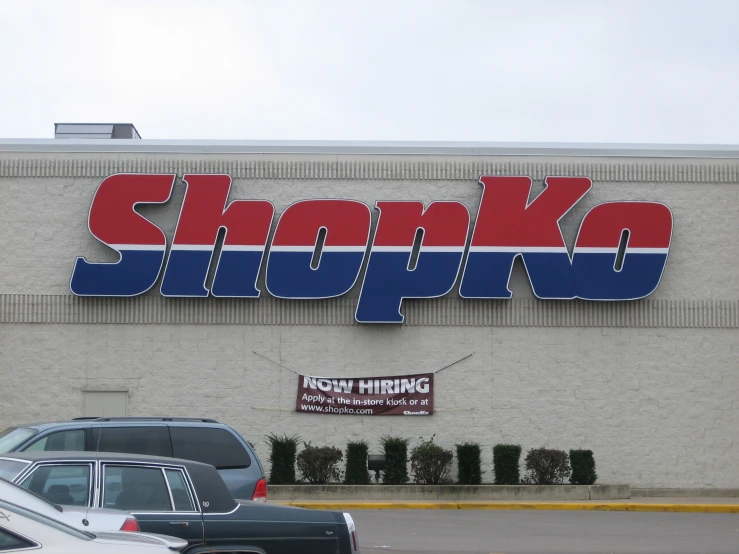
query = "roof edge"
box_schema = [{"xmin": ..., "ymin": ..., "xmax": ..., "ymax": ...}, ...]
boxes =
[{"xmin": 0, "ymin": 139, "xmax": 738, "ymax": 158}]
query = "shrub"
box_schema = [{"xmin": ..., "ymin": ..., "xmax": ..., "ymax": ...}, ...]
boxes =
[
  {"xmin": 569, "ymin": 449, "xmax": 598, "ymax": 485},
  {"xmin": 522, "ymin": 447, "xmax": 571, "ymax": 485},
  {"xmin": 265, "ymin": 433, "xmax": 300, "ymax": 485},
  {"xmin": 493, "ymin": 444, "xmax": 521, "ymax": 485},
  {"xmin": 345, "ymin": 441, "xmax": 371, "ymax": 485},
  {"xmin": 456, "ymin": 443, "xmax": 482, "ymax": 485},
  {"xmin": 410, "ymin": 436, "xmax": 453, "ymax": 485},
  {"xmin": 296, "ymin": 442, "xmax": 344, "ymax": 484},
  {"xmin": 380, "ymin": 435, "xmax": 410, "ymax": 485}
]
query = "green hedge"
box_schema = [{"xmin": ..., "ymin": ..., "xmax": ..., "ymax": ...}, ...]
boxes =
[
  {"xmin": 265, "ymin": 433, "xmax": 300, "ymax": 484},
  {"xmin": 522, "ymin": 447, "xmax": 571, "ymax": 485},
  {"xmin": 297, "ymin": 443, "xmax": 343, "ymax": 484},
  {"xmin": 569, "ymin": 449, "xmax": 598, "ymax": 485},
  {"xmin": 263, "ymin": 435, "xmax": 597, "ymax": 487},
  {"xmin": 456, "ymin": 443, "xmax": 482, "ymax": 485},
  {"xmin": 411, "ymin": 437, "xmax": 453, "ymax": 484},
  {"xmin": 345, "ymin": 441, "xmax": 371, "ymax": 485},
  {"xmin": 493, "ymin": 444, "xmax": 521, "ymax": 485},
  {"xmin": 381, "ymin": 436, "xmax": 410, "ymax": 485}
]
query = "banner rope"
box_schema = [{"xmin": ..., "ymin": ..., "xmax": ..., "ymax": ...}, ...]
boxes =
[
  {"xmin": 251, "ymin": 350, "xmax": 474, "ymax": 376},
  {"xmin": 252, "ymin": 350, "xmax": 302, "ymax": 375},
  {"xmin": 432, "ymin": 352, "xmax": 474, "ymax": 374}
]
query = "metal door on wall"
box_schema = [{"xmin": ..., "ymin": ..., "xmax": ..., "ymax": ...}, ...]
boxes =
[{"xmin": 82, "ymin": 391, "xmax": 127, "ymax": 417}]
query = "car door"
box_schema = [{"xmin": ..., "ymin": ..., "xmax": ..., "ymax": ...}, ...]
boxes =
[
  {"xmin": 99, "ymin": 462, "xmax": 204, "ymax": 545},
  {"xmin": 203, "ymin": 503, "xmax": 342, "ymax": 554}
]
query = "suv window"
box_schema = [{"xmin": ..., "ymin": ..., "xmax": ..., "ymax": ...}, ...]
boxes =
[
  {"xmin": 24, "ymin": 430, "xmax": 85, "ymax": 452},
  {"xmin": 19, "ymin": 464, "xmax": 91, "ymax": 507},
  {"xmin": 23, "ymin": 429, "xmax": 85, "ymax": 452},
  {"xmin": 94, "ymin": 427, "xmax": 172, "ymax": 457},
  {"xmin": 103, "ymin": 465, "xmax": 172, "ymax": 512},
  {"xmin": 0, "ymin": 428, "xmax": 38, "ymax": 454},
  {"xmin": 170, "ymin": 427, "xmax": 250, "ymax": 469}
]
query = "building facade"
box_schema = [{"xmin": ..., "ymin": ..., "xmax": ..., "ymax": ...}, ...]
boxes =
[{"xmin": 1, "ymin": 138, "xmax": 737, "ymax": 488}]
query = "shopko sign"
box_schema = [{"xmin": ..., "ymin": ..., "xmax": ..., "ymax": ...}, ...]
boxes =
[{"xmin": 70, "ymin": 173, "xmax": 673, "ymax": 323}]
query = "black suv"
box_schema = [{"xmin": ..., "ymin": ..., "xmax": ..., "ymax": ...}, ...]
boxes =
[{"xmin": 0, "ymin": 417, "xmax": 267, "ymax": 501}]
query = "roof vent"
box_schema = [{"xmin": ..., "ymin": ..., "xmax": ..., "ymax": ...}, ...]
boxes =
[{"xmin": 54, "ymin": 123, "xmax": 141, "ymax": 139}]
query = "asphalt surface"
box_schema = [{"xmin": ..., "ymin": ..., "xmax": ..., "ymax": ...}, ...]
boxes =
[{"xmin": 352, "ymin": 509, "xmax": 739, "ymax": 554}]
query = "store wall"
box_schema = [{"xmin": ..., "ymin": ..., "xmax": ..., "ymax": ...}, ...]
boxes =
[
  {"xmin": 2, "ymin": 323, "xmax": 736, "ymax": 487},
  {"xmin": 1, "ymin": 151, "xmax": 738, "ymax": 487}
]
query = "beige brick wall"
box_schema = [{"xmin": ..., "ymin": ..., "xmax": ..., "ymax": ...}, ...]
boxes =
[
  {"xmin": 0, "ymin": 150, "xmax": 737, "ymax": 487},
  {"xmin": 1, "ymin": 324, "xmax": 737, "ymax": 487}
]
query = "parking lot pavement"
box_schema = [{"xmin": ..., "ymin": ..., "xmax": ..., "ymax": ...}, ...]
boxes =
[{"xmin": 352, "ymin": 509, "xmax": 739, "ymax": 554}]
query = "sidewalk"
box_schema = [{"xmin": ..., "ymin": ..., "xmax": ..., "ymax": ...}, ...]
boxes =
[{"xmin": 273, "ymin": 496, "xmax": 739, "ymax": 513}]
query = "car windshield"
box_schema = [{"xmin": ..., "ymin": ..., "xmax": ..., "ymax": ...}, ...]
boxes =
[
  {"xmin": 0, "ymin": 428, "xmax": 37, "ymax": 454},
  {"xmin": 0, "ymin": 460, "xmax": 31, "ymax": 483}
]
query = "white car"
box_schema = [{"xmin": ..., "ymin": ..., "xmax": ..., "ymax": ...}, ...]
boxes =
[
  {"xmin": 0, "ymin": 477, "xmax": 139, "ymax": 533},
  {"xmin": 0, "ymin": 498, "xmax": 187, "ymax": 552}
]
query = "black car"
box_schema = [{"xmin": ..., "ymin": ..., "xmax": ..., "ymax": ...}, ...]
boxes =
[
  {"xmin": 0, "ymin": 417, "xmax": 266, "ymax": 501},
  {"xmin": 0, "ymin": 451, "xmax": 360, "ymax": 554}
]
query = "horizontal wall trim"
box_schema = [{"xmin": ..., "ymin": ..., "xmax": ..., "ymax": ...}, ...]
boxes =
[
  {"xmin": 2, "ymin": 139, "xmax": 739, "ymax": 157},
  {"xmin": 1, "ymin": 295, "xmax": 737, "ymax": 328},
  {"xmin": 1, "ymin": 157, "xmax": 739, "ymax": 183}
]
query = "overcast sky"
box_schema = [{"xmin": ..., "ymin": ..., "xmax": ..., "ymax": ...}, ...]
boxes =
[{"xmin": 1, "ymin": 0, "xmax": 738, "ymax": 143}]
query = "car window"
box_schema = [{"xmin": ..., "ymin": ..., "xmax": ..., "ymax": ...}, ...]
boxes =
[
  {"xmin": 94, "ymin": 427, "xmax": 172, "ymax": 457},
  {"xmin": 0, "ymin": 428, "xmax": 38, "ymax": 454},
  {"xmin": 0, "ymin": 460, "xmax": 30, "ymax": 482},
  {"xmin": 170, "ymin": 427, "xmax": 250, "ymax": 469},
  {"xmin": 165, "ymin": 470, "xmax": 195, "ymax": 511},
  {"xmin": 103, "ymin": 465, "xmax": 173, "ymax": 512},
  {"xmin": 24, "ymin": 430, "xmax": 85, "ymax": 452},
  {"xmin": 0, "ymin": 527, "xmax": 36, "ymax": 551},
  {"xmin": 0, "ymin": 478, "xmax": 63, "ymax": 513},
  {"xmin": 19, "ymin": 464, "xmax": 91, "ymax": 507}
]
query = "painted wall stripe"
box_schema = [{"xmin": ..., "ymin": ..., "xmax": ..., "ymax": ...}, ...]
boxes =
[
  {"xmin": 2, "ymin": 157, "xmax": 739, "ymax": 183},
  {"xmin": 108, "ymin": 244, "xmax": 167, "ymax": 251},
  {"xmin": 1, "ymin": 295, "xmax": 737, "ymax": 328},
  {"xmin": 269, "ymin": 245, "xmax": 368, "ymax": 253}
]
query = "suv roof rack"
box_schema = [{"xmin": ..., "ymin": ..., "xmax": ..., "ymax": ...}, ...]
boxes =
[{"xmin": 71, "ymin": 417, "xmax": 219, "ymax": 423}]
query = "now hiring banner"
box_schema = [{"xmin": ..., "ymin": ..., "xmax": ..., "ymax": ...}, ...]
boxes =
[{"xmin": 296, "ymin": 373, "xmax": 434, "ymax": 416}]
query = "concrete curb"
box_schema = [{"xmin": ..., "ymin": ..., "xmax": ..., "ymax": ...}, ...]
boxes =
[
  {"xmin": 276, "ymin": 501, "xmax": 739, "ymax": 513},
  {"xmin": 632, "ymin": 488, "xmax": 739, "ymax": 498},
  {"xmin": 268, "ymin": 484, "xmax": 630, "ymax": 501}
]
